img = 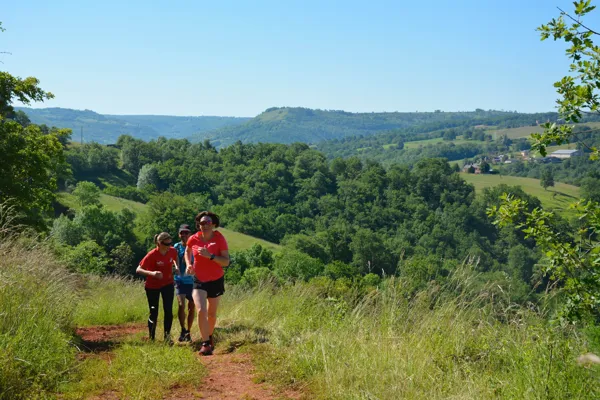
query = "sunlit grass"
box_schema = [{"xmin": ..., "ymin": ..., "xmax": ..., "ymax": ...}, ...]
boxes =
[
  {"xmin": 0, "ymin": 239, "xmax": 79, "ymax": 400},
  {"xmin": 218, "ymin": 280, "xmax": 598, "ymax": 399},
  {"xmin": 462, "ymin": 173, "xmax": 580, "ymax": 216},
  {"xmin": 73, "ymin": 275, "xmax": 148, "ymax": 326}
]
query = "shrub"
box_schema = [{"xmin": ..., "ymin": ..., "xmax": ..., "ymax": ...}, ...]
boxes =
[
  {"xmin": 62, "ymin": 240, "xmax": 110, "ymax": 274},
  {"xmin": 273, "ymin": 248, "xmax": 324, "ymax": 281},
  {"xmin": 240, "ymin": 267, "xmax": 275, "ymax": 287}
]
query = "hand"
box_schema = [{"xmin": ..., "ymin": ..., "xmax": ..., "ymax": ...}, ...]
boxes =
[
  {"xmin": 153, "ymin": 271, "xmax": 163, "ymax": 279},
  {"xmin": 186, "ymin": 265, "xmax": 194, "ymax": 275},
  {"xmin": 198, "ymin": 246, "xmax": 211, "ymax": 258}
]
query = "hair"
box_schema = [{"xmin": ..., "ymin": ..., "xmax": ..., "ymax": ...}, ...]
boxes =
[
  {"xmin": 195, "ymin": 211, "xmax": 220, "ymax": 230},
  {"xmin": 154, "ymin": 232, "xmax": 172, "ymax": 246}
]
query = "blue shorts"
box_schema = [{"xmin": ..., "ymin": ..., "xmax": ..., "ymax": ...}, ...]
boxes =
[{"xmin": 175, "ymin": 281, "xmax": 193, "ymax": 300}]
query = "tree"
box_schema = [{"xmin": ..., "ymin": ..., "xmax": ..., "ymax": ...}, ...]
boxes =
[
  {"xmin": 0, "ymin": 72, "xmax": 54, "ymax": 118},
  {"xmin": 137, "ymin": 164, "xmax": 160, "ymax": 191},
  {"xmin": 0, "ymin": 26, "xmax": 64, "ymax": 227},
  {"xmin": 532, "ymin": 0, "xmax": 600, "ymax": 158},
  {"xmin": 540, "ymin": 168, "xmax": 555, "ymax": 190},
  {"xmin": 10, "ymin": 110, "xmax": 30, "ymax": 127},
  {"xmin": 490, "ymin": 0, "xmax": 600, "ymax": 322},
  {"xmin": 72, "ymin": 181, "xmax": 101, "ymax": 207},
  {"xmin": 0, "ymin": 121, "xmax": 66, "ymax": 227},
  {"xmin": 580, "ymin": 176, "xmax": 600, "ymax": 202}
]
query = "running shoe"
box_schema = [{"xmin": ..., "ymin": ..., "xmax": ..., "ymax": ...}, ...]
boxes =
[{"xmin": 199, "ymin": 341, "xmax": 213, "ymax": 356}]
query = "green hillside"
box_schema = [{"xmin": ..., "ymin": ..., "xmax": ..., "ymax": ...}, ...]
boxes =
[
  {"xmin": 17, "ymin": 107, "xmax": 250, "ymax": 144},
  {"xmin": 461, "ymin": 173, "xmax": 580, "ymax": 216},
  {"xmin": 56, "ymin": 192, "xmax": 281, "ymax": 252},
  {"xmin": 485, "ymin": 125, "xmax": 545, "ymax": 139},
  {"xmin": 196, "ymin": 107, "xmax": 561, "ymax": 147}
]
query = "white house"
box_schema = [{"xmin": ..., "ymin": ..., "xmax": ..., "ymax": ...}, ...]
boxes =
[{"xmin": 549, "ymin": 149, "xmax": 582, "ymax": 159}]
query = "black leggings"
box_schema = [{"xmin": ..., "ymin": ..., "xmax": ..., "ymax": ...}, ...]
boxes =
[{"xmin": 145, "ymin": 284, "xmax": 174, "ymax": 340}]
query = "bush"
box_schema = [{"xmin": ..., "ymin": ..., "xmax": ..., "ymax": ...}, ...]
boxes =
[
  {"xmin": 62, "ymin": 240, "xmax": 110, "ymax": 274},
  {"xmin": 273, "ymin": 249, "xmax": 324, "ymax": 281},
  {"xmin": 103, "ymin": 184, "xmax": 148, "ymax": 203},
  {"xmin": 240, "ymin": 267, "xmax": 275, "ymax": 287}
]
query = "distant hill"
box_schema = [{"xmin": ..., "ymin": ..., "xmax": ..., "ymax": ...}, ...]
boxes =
[
  {"xmin": 17, "ymin": 107, "xmax": 250, "ymax": 144},
  {"xmin": 195, "ymin": 107, "xmax": 560, "ymax": 147}
]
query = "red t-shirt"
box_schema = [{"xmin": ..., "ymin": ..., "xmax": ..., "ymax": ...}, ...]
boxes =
[
  {"xmin": 187, "ymin": 231, "xmax": 228, "ymax": 282},
  {"xmin": 139, "ymin": 247, "xmax": 177, "ymax": 289}
]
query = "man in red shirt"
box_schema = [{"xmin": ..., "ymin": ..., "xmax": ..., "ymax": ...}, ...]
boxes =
[
  {"xmin": 185, "ymin": 211, "xmax": 229, "ymax": 356},
  {"xmin": 136, "ymin": 232, "xmax": 178, "ymax": 343}
]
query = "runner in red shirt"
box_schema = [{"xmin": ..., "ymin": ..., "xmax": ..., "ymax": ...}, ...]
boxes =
[
  {"xmin": 185, "ymin": 211, "xmax": 229, "ymax": 356},
  {"xmin": 136, "ymin": 232, "xmax": 178, "ymax": 343}
]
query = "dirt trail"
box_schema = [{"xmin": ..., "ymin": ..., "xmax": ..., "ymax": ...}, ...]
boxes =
[{"xmin": 75, "ymin": 324, "xmax": 303, "ymax": 400}]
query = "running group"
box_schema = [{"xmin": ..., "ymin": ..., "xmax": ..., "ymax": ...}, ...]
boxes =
[{"xmin": 136, "ymin": 210, "xmax": 228, "ymax": 356}]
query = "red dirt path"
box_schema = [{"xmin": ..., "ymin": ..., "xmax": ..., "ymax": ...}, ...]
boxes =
[{"xmin": 74, "ymin": 324, "xmax": 304, "ymax": 400}]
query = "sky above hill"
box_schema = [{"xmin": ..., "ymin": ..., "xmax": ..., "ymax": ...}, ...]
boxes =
[{"xmin": 2, "ymin": 0, "xmax": 585, "ymax": 117}]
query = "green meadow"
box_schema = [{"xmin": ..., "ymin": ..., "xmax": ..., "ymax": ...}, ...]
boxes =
[{"xmin": 461, "ymin": 173, "xmax": 580, "ymax": 216}]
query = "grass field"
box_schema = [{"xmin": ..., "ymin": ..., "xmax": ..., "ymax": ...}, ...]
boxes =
[
  {"xmin": 461, "ymin": 173, "xmax": 580, "ymax": 215},
  {"xmin": 485, "ymin": 126, "xmax": 544, "ymax": 139},
  {"xmin": 402, "ymin": 137, "xmax": 474, "ymax": 149},
  {"xmin": 56, "ymin": 192, "xmax": 281, "ymax": 252}
]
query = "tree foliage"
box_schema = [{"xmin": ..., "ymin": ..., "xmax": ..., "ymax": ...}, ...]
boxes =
[
  {"xmin": 492, "ymin": 1, "xmax": 600, "ymax": 322},
  {"xmin": 533, "ymin": 0, "xmax": 600, "ymax": 158},
  {"xmin": 0, "ymin": 72, "xmax": 54, "ymax": 119},
  {"xmin": 0, "ymin": 120, "xmax": 67, "ymax": 226}
]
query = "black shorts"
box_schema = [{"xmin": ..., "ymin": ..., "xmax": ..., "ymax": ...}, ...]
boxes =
[{"xmin": 193, "ymin": 276, "xmax": 225, "ymax": 298}]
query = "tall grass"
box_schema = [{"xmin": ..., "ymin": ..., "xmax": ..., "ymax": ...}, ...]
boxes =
[
  {"xmin": 219, "ymin": 276, "xmax": 599, "ymax": 399},
  {"xmin": 73, "ymin": 275, "xmax": 148, "ymax": 326},
  {"xmin": 0, "ymin": 237, "xmax": 79, "ymax": 399}
]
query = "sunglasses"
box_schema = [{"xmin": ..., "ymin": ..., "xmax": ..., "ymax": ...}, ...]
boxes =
[
  {"xmin": 161, "ymin": 241, "xmax": 172, "ymax": 246},
  {"xmin": 199, "ymin": 221, "xmax": 212, "ymax": 226}
]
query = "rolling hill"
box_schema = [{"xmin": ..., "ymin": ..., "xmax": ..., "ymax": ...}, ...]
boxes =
[
  {"xmin": 17, "ymin": 107, "xmax": 250, "ymax": 144},
  {"xmin": 194, "ymin": 107, "xmax": 561, "ymax": 147}
]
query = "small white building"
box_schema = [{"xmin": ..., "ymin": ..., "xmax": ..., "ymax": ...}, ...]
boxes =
[{"xmin": 550, "ymin": 149, "xmax": 582, "ymax": 159}]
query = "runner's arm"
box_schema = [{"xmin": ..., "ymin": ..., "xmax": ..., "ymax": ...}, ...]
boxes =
[
  {"xmin": 184, "ymin": 246, "xmax": 194, "ymax": 274},
  {"xmin": 136, "ymin": 265, "xmax": 160, "ymax": 278},
  {"xmin": 213, "ymin": 250, "xmax": 230, "ymax": 267}
]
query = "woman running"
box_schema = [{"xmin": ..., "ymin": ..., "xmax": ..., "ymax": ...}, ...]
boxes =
[
  {"xmin": 185, "ymin": 211, "xmax": 229, "ymax": 356},
  {"xmin": 136, "ymin": 232, "xmax": 178, "ymax": 343}
]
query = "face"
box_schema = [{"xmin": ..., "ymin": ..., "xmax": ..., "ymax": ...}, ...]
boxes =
[
  {"xmin": 179, "ymin": 231, "xmax": 190, "ymax": 242},
  {"xmin": 199, "ymin": 217, "xmax": 213, "ymax": 232}
]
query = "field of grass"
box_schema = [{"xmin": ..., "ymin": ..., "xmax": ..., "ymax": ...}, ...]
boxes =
[
  {"xmin": 461, "ymin": 173, "xmax": 579, "ymax": 215},
  {"xmin": 56, "ymin": 192, "xmax": 281, "ymax": 252},
  {"xmin": 218, "ymin": 279, "xmax": 598, "ymax": 399},
  {"xmin": 403, "ymin": 137, "xmax": 474, "ymax": 149},
  {"xmin": 485, "ymin": 125, "xmax": 544, "ymax": 139}
]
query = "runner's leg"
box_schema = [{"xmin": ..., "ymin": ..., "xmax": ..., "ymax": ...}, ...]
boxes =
[
  {"xmin": 145, "ymin": 288, "xmax": 160, "ymax": 340},
  {"xmin": 187, "ymin": 294, "xmax": 195, "ymax": 332},
  {"xmin": 176, "ymin": 294, "xmax": 186, "ymax": 331},
  {"xmin": 207, "ymin": 296, "xmax": 220, "ymax": 336},
  {"xmin": 161, "ymin": 284, "xmax": 174, "ymax": 338},
  {"xmin": 192, "ymin": 288, "xmax": 210, "ymax": 342}
]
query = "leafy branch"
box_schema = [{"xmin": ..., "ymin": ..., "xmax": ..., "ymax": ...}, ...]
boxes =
[{"xmin": 534, "ymin": 0, "xmax": 600, "ymax": 159}]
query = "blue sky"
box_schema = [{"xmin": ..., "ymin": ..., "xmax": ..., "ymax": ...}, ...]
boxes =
[{"xmin": 1, "ymin": 0, "xmax": 585, "ymax": 117}]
